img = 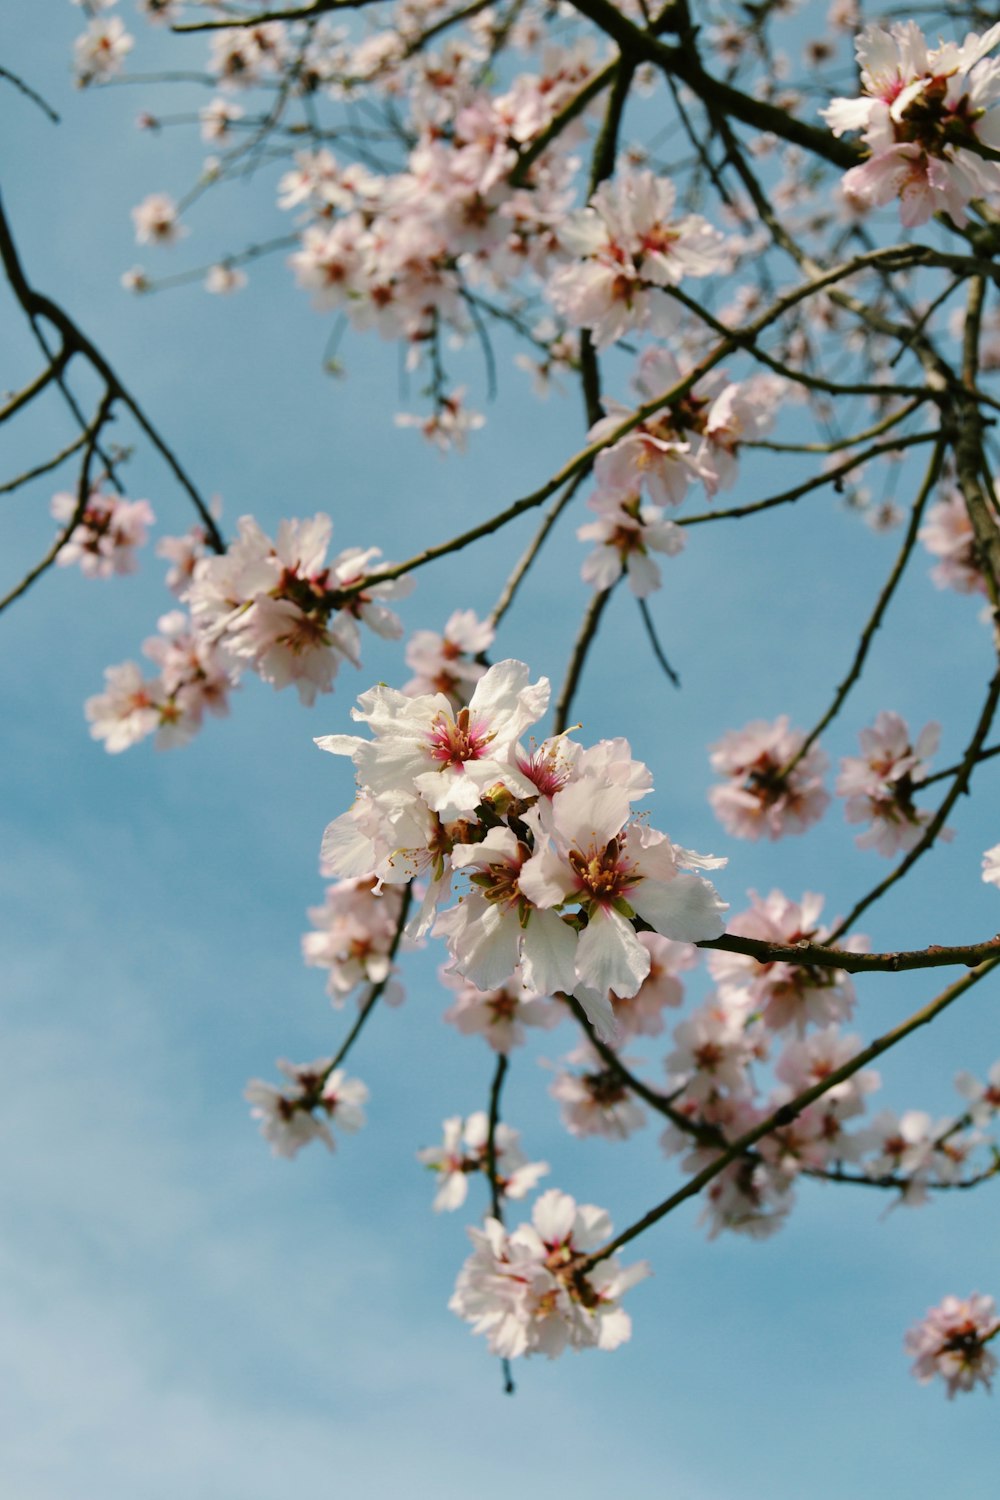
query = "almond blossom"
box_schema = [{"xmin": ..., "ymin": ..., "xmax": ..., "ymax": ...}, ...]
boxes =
[
  {"xmin": 708, "ymin": 890, "xmax": 863, "ymax": 1034},
  {"xmin": 417, "ymin": 1113, "xmax": 548, "ymax": 1211},
  {"xmin": 609, "ymin": 933, "xmax": 696, "ymax": 1039},
  {"xmin": 319, "ymin": 659, "xmax": 548, "ymax": 818},
  {"xmin": 837, "ymin": 712, "xmax": 942, "ymax": 855},
  {"xmin": 708, "ymin": 717, "xmax": 830, "ymax": 841},
  {"xmin": 188, "ymin": 513, "xmax": 409, "ymax": 706},
  {"xmin": 244, "ymin": 1059, "xmax": 368, "ymax": 1159},
  {"xmin": 906, "ymin": 1294, "xmax": 1000, "ymax": 1397},
  {"xmin": 547, "ymin": 171, "xmax": 729, "ymax": 348},
  {"xmin": 577, "ymin": 491, "xmax": 684, "ymax": 597},
  {"xmin": 983, "ymin": 844, "xmax": 1000, "ymax": 887},
  {"xmin": 51, "ymin": 487, "xmax": 154, "ymax": 578},
  {"xmin": 449, "ymin": 1188, "xmax": 650, "ymax": 1358},
  {"xmin": 919, "ymin": 489, "xmax": 987, "ymax": 596},
  {"xmin": 403, "ymin": 609, "xmax": 494, "ymax": 707},
  {"xmin": 131, "ymin": 193, "xmax": 186, "ymax": 247},
  {"xmin": 74, "ymin": 16, "xmax": 133, "ymax": 87},
  {"xmin": 549, "ymin": 1043, "xmax": 648, "ymax": 1140},
  {"xmin": 822, "ymin": 21, "xmax": 1000, "ymax": 226},
  {"xmin": 302, "ymin": 878, "xmax": 406, "ymax": 1006},
  {"xmin": 440, "ymin": 969, "xmax": 560, "ymax": 1052}
]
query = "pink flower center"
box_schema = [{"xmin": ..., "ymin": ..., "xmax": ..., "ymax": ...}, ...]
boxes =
[
  {"xmin": 427, "ymin": 706, "xmax": 493, "ymax": 767},
  {"xmin": 568, "ymin": 837, "xmax": 638, "ymax": 906}
]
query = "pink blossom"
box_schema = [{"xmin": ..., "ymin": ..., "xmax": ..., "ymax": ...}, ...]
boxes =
[
  {"xmin": 708, "ymin": 716, "xmax": 830, "ymax": 841},
  {"xmin": 610, "ymin": 933, "xmax": 696, "ymax": 1039},
  {"xmin": 302, "ymin": 878, "xmax": 406, "ymax": 1006},
  {"xmin": 51, "ymin": 488, "xmax": 154, "ymax": 578},
  {"xmin": 708, "ymin": 889, "xmax": 862, "ymax": 1034},
  {"xmin": 919, "ymin": 490, "xmax": 986, "ymax": 596},
  {"xmin": 449, "ymin": 1187, "xmax": 649, "ymax": 1358},
  {"xmin": 417, "ymin": 1113, "xmax": 548, "ymax": 1211},
  {"xmin": 131, "ymin": 193, "xmax": 186, "ymax": 246},
  {"xmin": 549, "ymin": 1043, "xmax": 647, "ymax": 1140},
  {"xmin": 85, "ymin": 661, "xmax": 162, "ymax": 753},
  {"xmin": 823, "ymin": 22, "xmax": 1000, "ymax": 226},
  {"xmin": 403, "ymin": 608, "xmax": 494, "ymax": 707},
  {"xmin": 548, "ymin": 171, "xmax": 728, "ymax": 348},
  {"xmin": 245, "ymin": 1059, "xmax": 368, "ymax": 1158},
  {"xmin": 577, "ymin": 491, "xmax": 684, "ymax": 596},
  {"xmin": 395, "ymin": 389, "xmax": 486, "ymax": 452},
  {"xmin": 906, "ymin": 1294, "xmax": 1000, "ymax": 1397},
  {"xmin": 836, "ymin": 711, "xmax": 942, "ymax": 855},
  {"xmin": 440, "ymin": 969, "xmax": 560, "ymax": 1052}
]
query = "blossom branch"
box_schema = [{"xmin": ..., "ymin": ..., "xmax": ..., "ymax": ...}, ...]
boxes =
[
  {"xmin": 579, "ymin": 958, "xmax": 1000, "ymax": 1271},
  {"xmin": 780, "ymin": 438, "xmax": 946, "ymax": 775}
]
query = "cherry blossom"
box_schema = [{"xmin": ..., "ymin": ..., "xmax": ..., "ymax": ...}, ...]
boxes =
[
  {"xmin": 74, "ymin": 16, "xmax": 133, "ymax": 87},
  {"xmin": 919, "ymin": 489, "xmax": 987, "ymax": 597},
  {"xmin": 708, "ymin": 717, "xmax": 830, "ymax": 841},
  {"xmin": 548, "ymin": 171, "xmax": 729, "ymax": 348},
  {"xmin": 449, "ymin": 1188, "xmax": 650, "ymax": 1358},
  {"xmin": 403, "ymin": 609, "xmax": 494, "ymax": 707},
  {"xmin": 577, "ymin": 491, "xmax": 684, "ymax": 597},
  {"xmin": 906, "ymin": 1294, "xmax": 1000, "ymax": 1396}
]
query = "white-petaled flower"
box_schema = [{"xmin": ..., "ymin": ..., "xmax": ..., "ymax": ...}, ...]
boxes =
[
  {"xmin": 577, "ymin": 491, "xmax": 684, "ymax": 597},
  {"xmin": 822, "ymin": 21, "xmax": 1000, "ymax": 226},
  {"xmin": 449, "ymin": 1187, "xmax": 649, "ymax": 1358},
  {"xmin": 74, "ymin": 16, "xmax": 133, "ymax": 86},
  {"xmin": 518, "ymin": 774, "xmax": 727, "ymax": 1024},
  {"xmin": 244, "ymin": 1058, "xmax": 368, "ymax": 1158},
  {"xmin": 548, "ymin": 170, "xmax": 728, "ymax": 347},
  {"xmin": 982, "ymin": 843, "xmax": 1000, "ymax": 888},
  {"xmin": 906, "ymin": 1294, "xmax": 1000, "ymax": 1397},
  {"xmin": 131, "ymin": 193, "xmax": 186, "ymax": 246},
  {"xmin": 417, "ymin": 1113, "xmax": 548, "ymax": 1211},
  {"xmin": 403, "ymin": 608, "xmax": 494, "ymax": 706},
  {"xmin": 302, "ymin": 877, "xmax": 405, "ymax": 1006},
  {"xmin": 955, "ymin": 1059, "xmax": 1000, "ymax": 1126},
  {"xmin": 610, "ymin": 933, "xmax": 696, "ymax": 1039},
  {"xmin": 317, "ymin": 659, "xmax": 549, "ymax": 820},
  {"xmin": 919, "ymin": 489, "xmax": 987, "ymax": 596}
]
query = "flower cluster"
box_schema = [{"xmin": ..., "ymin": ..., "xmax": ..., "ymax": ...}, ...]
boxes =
[
  {"xmin": 577, "ymin": 349, "xmax": 784, "ymax": 595},
  {"xmin": 302, "ymin": 877, "xmax": 407, "ymax": 1007},
  {"xmin": 403, "ymin": 609, "xmax": 494, "ymax": 708},
  {"xmin": 905, "ymin": 1294, "xmax": 1000, "ymax": 1397},
  {"xmin": 836, "ymin": 711, "xmax": 941, "ymax": 855},
  {"xmin": 86, "ymin": 610, "xmax": 234, "ymax": 753},
  {"xmin": 823, "ymin": 21, "xmax": 1000, "ymax": 225},
  {"xmin": 449, "ymin": 1188, "xmax": 649, "ymax": 1358},
  {"xmin": 708, "ymin": 717, "xmax": 830, "ymax": 841},
  {"xmin": 52, "ymin": 486, "xmax": 154, "ymax": 578},
  {"xmin": 548, "ymin": 172, "xmax": 731, "ymax": 348},
  {"xmin": 417, "ymin": 1113, "xmax": 548, "ymax": 1211},
  {"xmin": 919, "ymin": 489, "xmax": 987, "ymax": 597},
  {"xmin": 245, "ymin": 1058, "xmax": 368, "ymax": 1158},
  {"xmin": 318, "ymin": 659, "xmax": 728, "ymax": 1036}
]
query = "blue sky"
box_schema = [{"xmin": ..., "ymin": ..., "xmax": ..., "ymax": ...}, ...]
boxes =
[{"xmin": 3, "ymin": 6, "xmax": 1000, "ymax": 1497}]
